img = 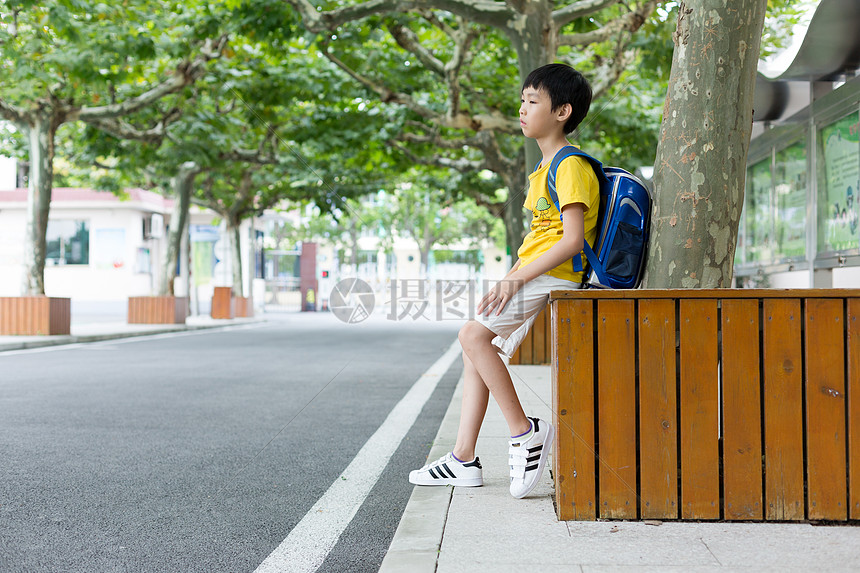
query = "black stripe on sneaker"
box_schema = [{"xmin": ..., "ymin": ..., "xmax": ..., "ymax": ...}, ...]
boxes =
[
  {"xmin": 528, "ymin": 445, "xmax": 542, "ymax": 454},
  {"xmin": 434, "ymin": 465, "xmax": 449, "ymax": 479},
  {"xmin": 525, "ymin": 464, "xmax": 539, "ymax": 471},
  {"xmin": 464, "ymin": 458, "xmax": 482, "ymax": 469},
  {"xmin": 526, "ymin": 454, "xmax": 541, "ymax": 463},
  {"xmin": 429, "ymin": 467, "xmax": 439, "ymax": 479},
  {"xmin": 441, "ymin": 463, "xmax": 456, "ymax": 479}
]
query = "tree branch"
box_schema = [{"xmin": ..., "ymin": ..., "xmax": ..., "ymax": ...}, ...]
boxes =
[
  {"xmin": 553, "ymin": 0, "xmax": 621, "ymax": 28},
  {"xmin": 390, "ymin": 140, "xmax": 482, "ymax": 173},
  {"xmin": 320, "ymin": 41, "xmax": 444, "ymax": 123},
  {"xmin": 397, "ymin": 130, "xmax": 484, "ymax": 150},
  {"xmin": 219, "ymin": 128, "xmax": 282, "ymax": 165},
  {"xmin": 444, "ymin": 17, "xmax": 477, "ymax": 120},
  {"xmin": 0, "ymin": 97, "xmax": 29, "ymax": 128},
  {"xmin": 76, "ymin": 35, "xmax": 228, "ymax": 121},
  {"xmin": 284, "ymin": 0, "xmax": 513, "ymax": 32},
  {"xmin": 386, "ymin": 20, "xmax": 446, "ymax": 76},
  {"xmin": 558, "ymin": 0, "xmax": 657, "ymax": 46},
  {"xmin": 590, "ymin": 36, "xmax": 637, "ymax": 100},
  {"xmin": 85, "ymin": 107, "xmax": 182, "ymax": 143}
]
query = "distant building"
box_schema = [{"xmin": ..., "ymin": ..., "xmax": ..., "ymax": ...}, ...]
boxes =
[{"xmin": 0, "ymin": 185, "xmax": 263, "ymax": 308}]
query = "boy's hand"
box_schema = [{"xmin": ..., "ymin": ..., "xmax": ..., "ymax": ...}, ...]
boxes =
[{"xmin": 478, "ymin": 277, "xmax": 525, "ymax": 316}]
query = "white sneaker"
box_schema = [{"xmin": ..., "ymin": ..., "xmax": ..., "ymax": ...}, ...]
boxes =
[
  {"xmin": 509, "ymin": 417, "xmax": 554, "ymax": 498},
  {"xmin": 409, "ymin": 452, "xmax": 483, "ymax": 487}
]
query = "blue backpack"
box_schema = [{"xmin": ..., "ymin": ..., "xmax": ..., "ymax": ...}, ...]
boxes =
[{"xmin": 541, "ymin": 145, "xmax": 652, "ymax": 289}]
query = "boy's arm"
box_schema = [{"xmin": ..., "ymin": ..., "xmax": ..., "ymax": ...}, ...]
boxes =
[
  {"xmin": 510, "ymin": 203, "xmax": 584, "ymax": 282},
  {"xmin": 478, "ymin": 204, "xmax": 584, "ymax": 316}
]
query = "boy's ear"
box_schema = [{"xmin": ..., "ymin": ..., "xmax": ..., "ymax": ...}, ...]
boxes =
[{"xmin": 556, "ymin": 103, "xmax": 573, "ymax": 123}]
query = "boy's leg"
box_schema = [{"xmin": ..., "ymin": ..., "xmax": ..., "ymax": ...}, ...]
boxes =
[
  {"xmin": 452, "ymin": 350, "xmax": 490, "ymax": 462},
  {"xmin": 458, "ymin": 320, "xmax": 531, "ymax": 438}
]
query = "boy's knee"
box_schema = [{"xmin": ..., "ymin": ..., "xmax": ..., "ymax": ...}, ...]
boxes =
[{"xmin": 459, "ymin": 320, "xmax": 492, "ymax": 350}]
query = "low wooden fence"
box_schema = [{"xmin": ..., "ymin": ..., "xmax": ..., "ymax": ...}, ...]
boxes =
[{"xmin": 550, "ymin": 289, "xmax": 859, "ymax": 522}]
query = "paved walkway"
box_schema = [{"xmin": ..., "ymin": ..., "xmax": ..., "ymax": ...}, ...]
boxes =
[
  {"xmin": 381, "ymin": 363, "xmax": 860, "ymax": 573},
  {"xmin": 0, "ymin": 314, "xmax": 262, "ymax": 352}
]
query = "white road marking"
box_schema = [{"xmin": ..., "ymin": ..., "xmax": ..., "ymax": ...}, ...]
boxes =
[{"xmin": 253, "ymin": 338, "xmax": 462, "ymax": 573}]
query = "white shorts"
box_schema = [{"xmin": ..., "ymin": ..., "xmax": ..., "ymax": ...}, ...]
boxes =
[{"xmin": 475, "ymin": 274, "xmax": 581, "ymax": 357}]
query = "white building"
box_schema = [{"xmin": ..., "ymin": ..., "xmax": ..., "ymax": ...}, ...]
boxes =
[{"xmin": 0, "ymin": 184, "xmax": 263, "ymax": 308}]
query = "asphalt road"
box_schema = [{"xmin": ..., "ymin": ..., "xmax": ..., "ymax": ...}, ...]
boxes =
[{"xmin": 0, "ymin": 313, "xmax": 462, "ymax": 573}]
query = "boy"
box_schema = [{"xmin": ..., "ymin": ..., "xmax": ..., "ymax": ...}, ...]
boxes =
[{"xmin": 409, "ymin": 63, "xmax": 600, "ymax": 498}]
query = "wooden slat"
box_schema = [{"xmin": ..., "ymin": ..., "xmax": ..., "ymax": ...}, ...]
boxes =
[
  {"xmin": 679, "ymin": 299, "xmax": 720, "ymax": 520},
  {"xmin": 533, "ymin": 308, "xmax": 548, "ymax": 365},
  {"xmin": 552, "ymin": 299, "xmax": 597, "ymax": 520},
  {"xmin": 762, "ymin": 299, "xmax": 805, "ymax": 520},
  {"xmin": 805, "ymin": 299, "xmax": 848, "ymax": 521},
  {"xmin": 545, "ymin": 304, "xmax": 552, "ymax": 363},
  {"xmin": 721, "ymin": 299, "xmax": 763, "ymax": 520},
  {"xmin": 638, "ymin": 299, "xmax": 678, "ymax": 519},
  {"xmin": 520, "ymin": 321, "xmax": 534, "ymax": 365},
  {"xmin": 597, "ymin": 299, "xmax": 637, "ymax": 519},
  {"xmin": 846, "ymin": 299, "xmax": 860, "ymax": 520},
  {"xmin": 551, "ymin": 288, "xmax": 860, "ymax": 301}
]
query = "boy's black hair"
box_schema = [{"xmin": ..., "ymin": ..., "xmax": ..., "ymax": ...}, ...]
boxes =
[{"xmin": 522, "ymin": 63, "xmax": 592, "ymax": 134}]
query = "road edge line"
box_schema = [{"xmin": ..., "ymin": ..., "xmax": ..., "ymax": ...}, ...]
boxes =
[
  {"xmin": 253, "ymin": 338, "xmax": 462, "ymax": 573},
  {"xmin": 377, "ymin": 359, "xmax": 466, "ymax": 573}
]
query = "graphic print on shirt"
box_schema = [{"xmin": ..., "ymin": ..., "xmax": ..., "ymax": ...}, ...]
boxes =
[{"xmin": 534, "ymin": 197, "xmax": 553, "ymax": 231}]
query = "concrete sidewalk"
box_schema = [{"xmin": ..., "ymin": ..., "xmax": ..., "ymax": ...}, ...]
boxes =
[
  {"xmin": 0, "ymin": 315, "xmax": 264, "ymax": 352},
  {"xmin": 382, "ymin": 363, "xmax": 860, "ymax": 573}
]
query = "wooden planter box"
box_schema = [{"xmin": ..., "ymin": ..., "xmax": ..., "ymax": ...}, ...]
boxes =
[
  {"xmin": 509, "ymin": 307, "xmax": 551, "ymax": 365},
  {"xmin": 234, "ymin": 297, "xmax": 253, "ymax": 318},
  {"xmin": 550, "ymin": 288, "xmax": 860, "ymax": 522},
  {"xmin": 211, "ymin": 287, "xmax": 234, "ymax": 319},
  {"xmin": 0, "ymin": 296, "xmax": 71, "ymax": 335},
  {"xmin": 128, "ymin": 296, "xmax": 187, "ymax": 325}
]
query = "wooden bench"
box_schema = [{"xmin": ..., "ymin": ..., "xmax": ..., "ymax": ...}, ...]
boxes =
[
  {"xmin": 549, "ymin": 289, "xmax": 859, "ymax": 522},
  {"xmin": 509, "ymin": 307, "xmax": 551, "ymax": 365}
]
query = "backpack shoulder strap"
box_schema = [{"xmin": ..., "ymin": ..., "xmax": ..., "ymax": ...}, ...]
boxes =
[
  {"xmin": 545, "ymin": 146, "xmax": 608, "ymax": 217},
  {"xmin": 543, "ymin": 145, "xmax": 608, "ymax": 277}
]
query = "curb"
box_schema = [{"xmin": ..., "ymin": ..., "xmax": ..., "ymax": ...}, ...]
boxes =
[
  {"xmin": 378, "ymin": 372, "xmax": 465, "ymax": 573},
  {"xmin": 0, "ymin": 318, "xmax": 265, "ymax": 352}
]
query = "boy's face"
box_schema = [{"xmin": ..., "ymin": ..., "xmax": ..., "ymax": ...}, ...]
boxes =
[{"xmin": 520, "ymin": 86, "xmax": 565, "ymax": 140}]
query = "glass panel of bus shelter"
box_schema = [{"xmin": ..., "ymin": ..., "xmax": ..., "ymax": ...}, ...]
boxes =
[
  {"xmin": 817, "ymin": 110, "xmax": 860, "ymax": 253},
  {"xmin": 773, "ymin": 139, "xmax": 807, "ymax": 260},
  {"xmin": 745, "ymin": 157, "xmax": 774, "ymax": 263}
]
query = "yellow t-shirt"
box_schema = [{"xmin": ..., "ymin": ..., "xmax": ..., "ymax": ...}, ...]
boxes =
[{"xmin": 517, "ymin": 154, "xmax": 600, "ymax": 283}]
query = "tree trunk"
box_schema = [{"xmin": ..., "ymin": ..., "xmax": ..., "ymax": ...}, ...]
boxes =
[
  {"xmin": 228, "ymin": 217, "xmax": 244, "ymax": 298},
  {"xmin": 348, "ymin": 219, "xmax": 359, "ymax": 272},
  {"xmin": 22, "ymin": 113, "xmax": 59, "ymax": 295},
  {"xmin": 504, "ymin": 9, "xmax": 554, "ymax": 264},
  {"xmin": 498, "ymin": 161, "xmax": 529, "ymax": 265},
  {"xmin": 160, "ymin": 162, "xmax": 199, "ymax": 295},
  {"xmin": 642, "ymin": 0, "xmax": 767, "ymax": 288},
  {"xmin": 420, "ymin": 219, "xmax": 432, "ymax": 278}
]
